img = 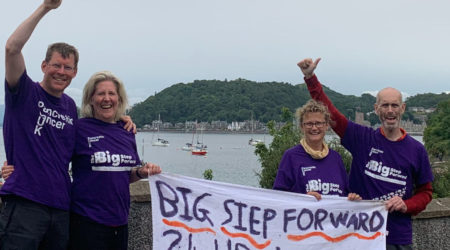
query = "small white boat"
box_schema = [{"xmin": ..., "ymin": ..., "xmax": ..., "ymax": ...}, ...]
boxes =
[
  {"xmin": 181, "ymin": 142, "xmax": 193, "ymax": 151},
  {"xmin": 249, "ymin": 138, "xmax": 263, "ymax": 146},
  {"xmin": 152, "ymin": 138, "xmax": 170, "ymax": 147},
  {"xmin": 152, "ymin": 114, "xmax": 169, "ymax": 147},
  {"xmin": 248, "ymin": 113, "xmax": 263, "ymax": 146}
]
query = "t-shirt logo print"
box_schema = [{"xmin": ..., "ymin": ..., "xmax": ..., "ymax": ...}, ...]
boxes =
[
  {"xmin": 301, "ymin": 166, "xmax": 316, "ymax": 176},
  {"xmin": 87, "ymin": 135, "xmax": 105, "ymax": 148},
  {"xmin": 364, "ymin": 160, "xmax": 407, "ymax": 185},
  {"xmin": 34, "ymin": 101, "xmax": 74, "ymax": 136},
  {"xmin": 369, "ymin": 147, "xmax": 384, "ymax": 156}
]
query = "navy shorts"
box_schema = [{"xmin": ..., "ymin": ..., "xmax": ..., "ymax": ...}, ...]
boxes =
[
  {"xmin": 0, "ymin": 195, "xmax": 69, "ymax": 250},
  {"xmin": 69, "ymin": 212, "xmax": 128, "ymax": 250}
]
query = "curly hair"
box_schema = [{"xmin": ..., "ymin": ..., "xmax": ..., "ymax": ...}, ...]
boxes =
[{"xmin": 296, "ymin": 99, "xmax": 331, "ymax": 126}]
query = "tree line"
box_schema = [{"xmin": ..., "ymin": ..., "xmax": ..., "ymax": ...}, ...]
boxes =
[{"xmin": 128, "ymin": 79, "xmax": 449, "ymax": 128}]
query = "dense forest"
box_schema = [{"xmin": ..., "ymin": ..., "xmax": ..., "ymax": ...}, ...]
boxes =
[
  {"xmin": 405, "ymin": 92, "xmax": 450, "ymax": 108},
  {"xmin": 128, "ymin": 79, "xmax": 449, "ymax": 127}
]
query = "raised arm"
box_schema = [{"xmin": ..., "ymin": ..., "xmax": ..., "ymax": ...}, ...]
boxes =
[
  {"xmin": 297, "ymin": 58, "xmax": 348, "ymax": 138},
  {"xmin": 5, "ymin": 0, "xmax": 62, "ymax": 90}
]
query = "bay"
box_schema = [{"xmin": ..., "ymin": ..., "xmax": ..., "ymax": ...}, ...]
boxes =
[
  {"xmin": 136, "ymin": 132, "xmax": 270, "ymax": 187},
  {"xmin": 0, "ymin": 129, "xmax": 424, "ymax": 188}
]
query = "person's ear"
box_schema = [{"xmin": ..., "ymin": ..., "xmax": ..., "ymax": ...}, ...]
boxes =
[
  {"xmin": 400, "ymin": 103, "xmax": 406, "ymax": 114},
  {"xmin": 374, "ymin": 103, "xmax": 379, "ymax": 115},
  {"xmin": 41, "ymin": 60, "xmax": 47, "ymax": 73}
]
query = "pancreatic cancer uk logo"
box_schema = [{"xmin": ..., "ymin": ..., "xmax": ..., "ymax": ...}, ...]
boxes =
[{"xmin": 34, "ymin": 101, "xmax": 74, "ymax": 136}]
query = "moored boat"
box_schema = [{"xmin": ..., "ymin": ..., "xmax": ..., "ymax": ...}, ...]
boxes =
[
  {"xmin": 181, "ymin": 142, "xmax": 193, "ymax": 151},
  {"xmin": 152, "ymin": 138, "xmax": 169, "ymax": 147},
  {"xmin": 249, "ymin": 138, "xmax": 263, "ymax": 146},
  {"xmin": 191, "ymin": 143, "xmax": 207, "ymax": 155}
]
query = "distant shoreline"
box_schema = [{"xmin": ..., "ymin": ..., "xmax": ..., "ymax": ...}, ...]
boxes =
[
  {"xmin": 137, "ymin": 128, "xmax": 423, "ymax": 136},
  {"xmin": 137, "ymin": 128, "xmax": 269, "ymax": 134},
  {"xmin": 0, "ymin": 126, "xmax": 424, "ymax": 136}
]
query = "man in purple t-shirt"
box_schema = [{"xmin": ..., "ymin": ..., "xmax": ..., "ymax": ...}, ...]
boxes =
[
  {"xmin": 0, "ymin": 1, "xmax": 78, "ymax": 249},
  {"xmin": 297, "ymin": 57, "xmax": 434, "ymax": 250}
]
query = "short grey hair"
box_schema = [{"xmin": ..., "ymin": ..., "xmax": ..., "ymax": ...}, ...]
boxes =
[
  {"xmin": 376, "ymin": 87, "xmax": 403, "ymax": 104},
  {"xmin": 81, "ymin": 71, "xmax": 128, "ymax": 121}
]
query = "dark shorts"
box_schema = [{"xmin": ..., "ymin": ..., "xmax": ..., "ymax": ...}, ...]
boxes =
[
  {"xmin": 0, "ymin": 195, "xmax": 69, "ymax": 250},
  {"xmin": 69, "ymin": 212, "xmax": 128, "ymax": 250},
  {"xmin": 387, "ymin": 243, "xmax": 413, "ymax": 250}
]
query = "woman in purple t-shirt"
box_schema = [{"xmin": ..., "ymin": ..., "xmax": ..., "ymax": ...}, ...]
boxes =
[
  {"xmin": 273, "ymin": 99, "xmax": 360, "ymax": 201},
  {"xmin": 68, "ymin": 71, "xmax": 161, "ymax": 250}
]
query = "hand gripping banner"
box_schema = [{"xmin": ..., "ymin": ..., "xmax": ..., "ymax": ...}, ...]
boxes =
[{"xmin": 149, "ymin": 173, "xmax": 387, "ymax": 250}]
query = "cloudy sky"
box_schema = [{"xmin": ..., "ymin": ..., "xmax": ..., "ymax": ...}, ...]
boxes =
[{"xmin": 1, "ymin": 0, "xmax": 449, "ymax": 106}]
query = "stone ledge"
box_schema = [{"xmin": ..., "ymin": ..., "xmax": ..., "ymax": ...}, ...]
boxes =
[
  {"xmin": 413, "ymin": 197, "xmax": 450, "ymax": 219},
  {"xmin": 130, "ymin": 180, "xmax": 151, "ymax": 202}
]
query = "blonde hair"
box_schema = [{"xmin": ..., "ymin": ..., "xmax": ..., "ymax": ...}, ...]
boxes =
[
  {"xmin": 81, "ymin": 71, "xmax": 128, "ymax": 121},
  {"xmin": 296, "ymin": 99, "xmax": 331, "ymax": 126}
]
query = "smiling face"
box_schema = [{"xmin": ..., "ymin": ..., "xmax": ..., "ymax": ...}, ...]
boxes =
[
  {"xmin": 91, "ymin": 80, "xmax": 119, "ymax": 123},
  {"xmin": 41, "ymin": 52, "xmax": 77, "ymax": 97},
  {"xmin": 301, "ymin": 112, "xmax": 328, "ymax": 147},
  {"xmin": 375, "ymin": 88, "xmax": 405, "ymax": 132}
]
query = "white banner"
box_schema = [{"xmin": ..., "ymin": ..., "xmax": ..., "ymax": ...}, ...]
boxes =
[{"xmin": 149, "ymin": 173, "xmax": 387, "ymax": 250}]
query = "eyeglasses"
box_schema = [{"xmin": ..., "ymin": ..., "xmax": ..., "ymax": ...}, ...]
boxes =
[
  {"xmin": 302, "ymin": 121, "xmax": 327, "ymax": 128},
  {"xmin": 48, "ymin": 63, "xmax": 75, "ymax": 73}
]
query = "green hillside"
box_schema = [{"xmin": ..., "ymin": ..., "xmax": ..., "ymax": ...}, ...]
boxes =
[
  {"xmin": 405, "ymin": 92, "xmax": 450, "ymax": 109},
  {"xmin": 128, "ymin": 78, "xmax": 376, "ymax": 127}
]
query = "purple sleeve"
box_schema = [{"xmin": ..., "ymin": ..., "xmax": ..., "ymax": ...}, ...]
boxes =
[
  {"xmin": 341, "ymin": 121, "xmax": 374, "ymax": 155},
  {"xmin": 4, "ymin": 70, "xmax": 31, "ymax": 107},
  {"xmin": 416, "ymin": 145, "xmax": 434, "ymax": 185},
  {"xmin": 273, "ymin": 151, "xmax": 294, "ymax": 191}
]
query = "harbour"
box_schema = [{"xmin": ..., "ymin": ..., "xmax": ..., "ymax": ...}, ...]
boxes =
[{"xmin": 0, "ymin": 130, "xmax": 424, "ymax": 188}]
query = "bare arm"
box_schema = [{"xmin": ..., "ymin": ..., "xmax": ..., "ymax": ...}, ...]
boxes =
[{"xmin": 5, "ymin": 0, "xmax": 62, "ymax": 90}]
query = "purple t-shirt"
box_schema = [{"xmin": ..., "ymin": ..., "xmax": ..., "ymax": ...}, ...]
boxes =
[
  {"xmin": 342, "ymin": 121, "xmax": 433, "ymax": 245},
  {"xmin": 70, "ymin": 118, "xmax": 140, "ymax": 226},
  {"xmin": 273, "ymin": 144, "xmax": 349, "ymax": 197},
  {"xmin": 1, "ymin": 71, "xmax": 77, "ymax": 210}
]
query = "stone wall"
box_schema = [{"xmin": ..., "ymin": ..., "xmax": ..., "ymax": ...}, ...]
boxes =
[
  {"xmin": 412, "ymin": 198, "xmax": 450, "ymax": 249},
  {"xmin": 129, "ymin": 181, "xmax": 450, "ymax": 250}
]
